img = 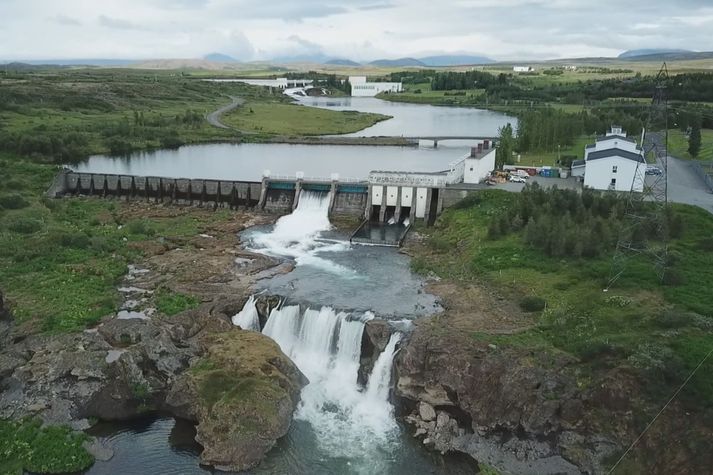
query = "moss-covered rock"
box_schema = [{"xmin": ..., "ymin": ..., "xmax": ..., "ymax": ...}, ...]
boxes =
[{"xmin": 166, "ymin": 329, "xmax": 306, "ymax": 472}]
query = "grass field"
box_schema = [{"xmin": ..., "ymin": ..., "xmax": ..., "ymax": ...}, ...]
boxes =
[
  {"xmin": 0, "ymin": 155, "xmax": 241, "ymax": 334},
  {"xmin": 413, "ymin": 189, "xmax": 713, "ymax": 410},
  {"xmin": 511, "ymin": 134, "xmax": 594, "ymax": 167},
  {"xmin": 221, "ymin": 101, "xmax": 388, "ymax": 136},
  {"xmin": 668, "ymin": 128, "xmax": 713, "ymax": 160}
]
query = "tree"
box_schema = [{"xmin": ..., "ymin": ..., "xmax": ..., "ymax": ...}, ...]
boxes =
[
  {"xmin": 688, "ymin": 122, "xmax": 701, "ymax": 158},
  {"xmin": 496, "ymin": 123, "xmax": 515, "ymax": 169}
]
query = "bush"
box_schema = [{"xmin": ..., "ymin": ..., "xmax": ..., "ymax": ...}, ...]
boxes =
[
  {"xmin": 662, "ymin": 267, "xmax": 685, "ymax": 286},
  {"xmin": 4, "ymin": 216, "xmax": 44, "ymax": 234},
  {"xmin": 155, "ymin": 288, "xmax": 199, "ymax": 316},
  {"xmin": 49, "ymin": 230, "xmax": 91, "ymax": 249},
  {"xmin": 520, "ymin": 296, "xmax": 546, "ymax": 312},
  {"xmin": 0, "ymin": 194, "xmax": 30, "ymax": 210},
  {"xmin": 125, "ymin": 220, "xmax": 155, "ymax": 236},
  {"xmin": 0, "ymin": 418, "xmax": 94, "ymax": 474},
  {"xmin": 105, "ymin": 137, "xmax": 133, "ymax": 156}
]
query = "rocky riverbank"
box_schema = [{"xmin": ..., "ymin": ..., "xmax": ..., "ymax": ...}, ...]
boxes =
[
  {"xmin": 0, "ymin": 203, "xmax": 305, "ymax": 472},
  {"xmin": 392, "ymin": 239, "xmax": 713, "ymax": 475}
]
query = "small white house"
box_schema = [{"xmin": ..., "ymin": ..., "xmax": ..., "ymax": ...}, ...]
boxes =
[
  {"xmin": 513, "ymin": 66, "xmax": 534, "ymax": 73},
  {"xmin": 348, "ymin": 76, "xmax": 403, "ymax": 97},
  {"xmin": 463, "ymin": 141, "xmax": 496, "ymax": 184},
  {"xmin": 581, "ymin": 127, "xmax": 645, "ymax": 192}
]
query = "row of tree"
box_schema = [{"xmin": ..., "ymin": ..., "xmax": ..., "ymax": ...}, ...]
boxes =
[{"xmin": 487, "ymin": 184, "xmax": 683, "ymax": 258}]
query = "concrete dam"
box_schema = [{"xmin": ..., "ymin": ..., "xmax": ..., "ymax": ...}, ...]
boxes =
[{"xmin": 48, "ymin": 168, "xmax": 475, "ymax": 245}]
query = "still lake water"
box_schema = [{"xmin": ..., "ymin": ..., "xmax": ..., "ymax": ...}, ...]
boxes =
[{"xmin": 72, "ymin": 97, "xmax": 513, "ymax": 181}]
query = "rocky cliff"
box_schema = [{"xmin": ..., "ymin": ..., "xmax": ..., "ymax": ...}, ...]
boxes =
[{"xmin": 394, "ymin": 316, "xmax": 713, "ymax": 475}]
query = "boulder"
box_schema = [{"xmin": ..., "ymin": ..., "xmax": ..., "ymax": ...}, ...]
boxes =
[
  {"xmin": 358, "ymin": 319, "xmax": 393, "ymax": 385},
  {"xmin": 418, "ymin": 402, "xmax": 437, "ymax": 422},
  {"xmin": 165, "ymin": 330, "xmax": 306, "ymax": 472}
]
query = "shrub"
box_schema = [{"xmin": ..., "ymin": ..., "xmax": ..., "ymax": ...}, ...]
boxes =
[
  {"xmin": 662, "ymin": 267, "xmax": 685, "ymax": 286},
  {"xmin": 155, "ymin": 288, "xmax": 199, "ymax": 316},
  {"xmin": 520, "ymin": 296, "xmax": 546, "ymax": 312},
  {"xmin": 0, "ymin": 418, "xmax": 94, "ymax": 474},
  {"xmin": 0, "ymin": 193, "xmax": 30, "ymax": 210},
  {"xmin": 125, "ymin": 220, "xmax": 155, "ymax": 236},
  {"xmin": 4, "ymin": 216, "xmax": 44, "ymax": 234}
]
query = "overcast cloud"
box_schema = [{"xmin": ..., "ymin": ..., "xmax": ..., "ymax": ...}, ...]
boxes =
[{"xmin": 1, "ymin": 0, "xmax": 712, "ymax": 61}]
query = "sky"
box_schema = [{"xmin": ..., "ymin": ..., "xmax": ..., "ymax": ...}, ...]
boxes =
[{"xmin": 1, "ymin": 0, "xmax": 713, "ymax": 62}]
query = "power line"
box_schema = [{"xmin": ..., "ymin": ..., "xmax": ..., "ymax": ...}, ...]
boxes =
[{"xmin": 607, "ymin": 346, "xmax": 713, "ymax": 474}]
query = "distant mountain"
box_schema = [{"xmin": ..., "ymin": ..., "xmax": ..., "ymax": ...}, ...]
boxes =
[
  {"xmin": 203, "ymin": 53, "xmax": 237, "ymax": 62},
  {"xmin": 271, "ymin": 53, "xmax": 331, "ymax": 64},
  {"xmin": 0, "ymin": 59, "xmax": 135, "ymax": 66},
  {"xmin": 618, "ymin": 49, "xmax": 692, "ymax": 59},
  {"xmin": 619, "ymin": 50, "xmax": 713, "ymax": 62},
  {"xmin": 325, "ymin": 58, "xmax": 361, "ymax": 67},
  {"xmin": 418, "ymin": 55, "xmax": 495, "ymax": 66},
  {"xmin": 369, "ymin": 57, "xmax": 426, "ymax": 67},
  {"xmin": 0, "ymin": 62, "xmax": 68, "ymax": 70}
]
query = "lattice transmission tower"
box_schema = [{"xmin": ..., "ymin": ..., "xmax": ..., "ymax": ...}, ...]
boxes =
[{"xmin": 607, "ymin": 63, "xmax": 670, "ymax": 290}]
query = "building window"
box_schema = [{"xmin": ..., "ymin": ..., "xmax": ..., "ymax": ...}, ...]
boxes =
[
  {"xmin": 612, "ymin": 165, "xmax": 618, "ymax": 173},
  {"xmin": 610, "ymin": 178, "xmax": 616, "ymax": 186}
]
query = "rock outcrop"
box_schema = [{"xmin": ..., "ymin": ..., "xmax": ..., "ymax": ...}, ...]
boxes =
[
  {"xmin": 166, "ymin": 330, "xmax": 306, "ymax": 471},
  {"xmin": 0, "ymin": 289, "xmax": 9, "ymax": 320},
  {"xmin": 396, "ymin": 318, "xmax": 713, "ymax": 475},
  {"xmin": 358, "ymin": 319, "xmax": 393, "ymax": 385}
]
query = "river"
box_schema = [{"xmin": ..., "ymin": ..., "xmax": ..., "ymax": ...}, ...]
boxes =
[
  {"xmin": 72, "ymin": 96, "xmax": 512, "ymax": 181},
  {"xmin": 82, "ymin": 96, "xmax": 508, "ymax": 474}
]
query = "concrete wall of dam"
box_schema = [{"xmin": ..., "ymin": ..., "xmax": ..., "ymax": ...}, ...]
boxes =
[{"xmin": 48, "ymin": 170, "xmax": 463, "ymax": 226}]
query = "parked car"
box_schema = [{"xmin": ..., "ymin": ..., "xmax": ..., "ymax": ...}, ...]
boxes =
[
  {"xmin": 509, "ymin": 175, "xmax": 527, "ymax": 183},
  {"xmin": 646, "ymin": 165, "xmax": 663, "ymax": 175}
]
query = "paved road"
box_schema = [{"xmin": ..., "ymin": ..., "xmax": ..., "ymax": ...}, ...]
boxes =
[
  {"xmin": 664, "ymin": 156, "xmax": 713, "ymax": 214},
  {"xmin": 473, "ymin": 163, "xmax": 713, "ymax": 215},
  {"xmin": 206, "ymin": 95, "xmax": 243, "ymax": 129}
]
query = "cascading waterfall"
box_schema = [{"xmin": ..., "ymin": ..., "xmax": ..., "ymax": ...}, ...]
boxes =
[
  {"xmin": 247, "ymin": 190, "xmax": 354, "ymax": 275},
  {"xmin": 231, "ymin": 295, "xmax": 260, "ymax": 331},
  {"xmin": 259, "ymin": 304, "xmax": 402, "ymax": 466}
]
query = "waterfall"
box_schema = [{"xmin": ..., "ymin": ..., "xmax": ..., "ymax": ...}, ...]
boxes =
[
  {"xmin": 261, "ymin": 305, "xmax": 401, "ymax": 461},
  {"xmin": 247, "ymin": 190, "xmax": 354, "ymax": 275},
  {"xmin": 231, "ymin": 295, "xmax": 260, "ymax": 331},
  {"xmin": 365, "ymin": 333, "xmax": 402, "ymax": 401}
]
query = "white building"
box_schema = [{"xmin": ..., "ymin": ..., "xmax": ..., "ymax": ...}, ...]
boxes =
[
  {"xmin": 463, "ymin": 141, "xmax": 496, "ymax": 184},
  {"xmin": 581, "ymin": 127, "xmax": 646, "ymax": 192},
  {"xmin": 207, "ymin": 78, "xmax": 313, "ymax": 89},
  {"xmin": 348, "ymin": 76, "xmax": 403, "ymax": 97},
  {"xmin": 513, "ymin": 66, "xmax": 534, "ymax": 73}
]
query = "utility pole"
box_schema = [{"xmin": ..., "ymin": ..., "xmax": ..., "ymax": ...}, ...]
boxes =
[{"xmin": 607, "ymin": 63, "xmax": 670, "ymax": 289}]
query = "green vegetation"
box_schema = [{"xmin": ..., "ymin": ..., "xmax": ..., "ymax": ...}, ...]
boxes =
[
  {"xmin": 222, "ymin": 101, "xmax": 388, "ymax": 136},
  {"xmin": 155, "ymin": 288, "xmax": 200, "ymax": 316},
  {"xmin": 414, "ymin": 189, "xmax": 713, "ymax": 409},
  {"xmin": 0, "ymin": 69, "xmax": 256, "ymax": 160},
  {"xmin": 0, "ymin": 156, "xmax": 233, "ymax": 333},
  {"xmin": 0, "ymin": 418, "xmax": 94, "ymax": 475},
  {"xmin": 669, "ymin": 128, "xmax": 713, "ymax": 160}
]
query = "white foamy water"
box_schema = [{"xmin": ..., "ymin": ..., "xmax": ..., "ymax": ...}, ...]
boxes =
[
  {"xmin": 262, "ymin": 305, "xmax": 402, "ymax": 471},
  {"xmin": 247, "ymin": 191, "xmax": 356, "ymax": 276},
  {"xmin": 231, "ymin": 295, "xmax": 260, "ymax": 331}
]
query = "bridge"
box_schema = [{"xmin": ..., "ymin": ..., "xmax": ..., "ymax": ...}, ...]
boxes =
[{"xmin": 402, "ymin": 136, "xmax": 498, "ymax": 148}]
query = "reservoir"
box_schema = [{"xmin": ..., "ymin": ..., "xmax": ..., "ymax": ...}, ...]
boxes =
[{"xmin": 72, "ymin": 97, "xmax": 513, "ymax": 181}]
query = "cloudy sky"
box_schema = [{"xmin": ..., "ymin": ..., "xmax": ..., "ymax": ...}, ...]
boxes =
[{"xmin": 1, "ymin": 0, "xmax": 713, "ymax": 61}]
